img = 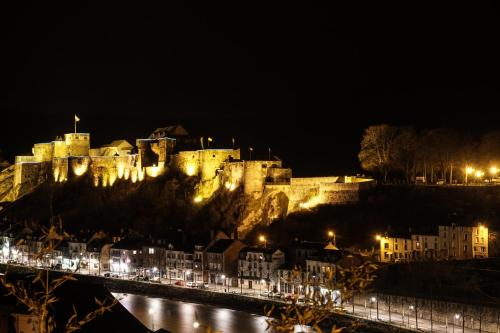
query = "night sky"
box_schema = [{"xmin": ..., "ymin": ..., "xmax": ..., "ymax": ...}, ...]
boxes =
[{"xmin": 1, "ymin": 3, "xmax": 499, "ymax": 175}]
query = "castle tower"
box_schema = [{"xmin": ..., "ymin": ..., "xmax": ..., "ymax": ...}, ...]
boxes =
[
  {"xmin": 64, "ymin": 133, "xmax": 90, "ymax": 156},
  {"xmin": 32, "ymin": 142, "xmax": 54, "ymax": 162}
]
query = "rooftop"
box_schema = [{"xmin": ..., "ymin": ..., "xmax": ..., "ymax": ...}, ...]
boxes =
[{"xmin": 205, "ymin": 239, "xmax": 237, "ymax": 253}]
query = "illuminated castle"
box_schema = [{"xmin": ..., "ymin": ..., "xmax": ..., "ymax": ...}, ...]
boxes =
[{"xmin": 0, "ymin": 125, "xmax": 374, "ymax": 214}]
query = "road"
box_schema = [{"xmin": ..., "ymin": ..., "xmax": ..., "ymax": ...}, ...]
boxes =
[{"xmin": 3, "ymin": 263, "xmax": 493, "ymax": 333}]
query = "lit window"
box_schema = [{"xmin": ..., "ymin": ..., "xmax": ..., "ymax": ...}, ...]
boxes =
[
  {"xmin": 133, "ymin": 250, "xmax": 137, "ymax": 255},
  {"xmin": 149, "ymin": 248, "xmax": 154, "ymax": 254}
]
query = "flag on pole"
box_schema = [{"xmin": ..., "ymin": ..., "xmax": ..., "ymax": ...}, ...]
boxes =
[{"xmin": 74, "ymin": 114, "xmax": 80, "ymax": 133}]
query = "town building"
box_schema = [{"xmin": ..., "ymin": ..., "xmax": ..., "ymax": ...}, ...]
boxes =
[
  {"xmin": 86, "ymin": 234, "xmax": 113, "ymax": 275},
  {"xmin": 305, "ymin": 242, "xmax": 342, "ymax": 285},
  {"xmin": 438, "ymin": 224, "xmax": 489, "ymax": 259},
  {"xmin": 378, "ymin": 224, "xmax": 490, "ymax": 263},
  {"xmin": 109, "ymin": 238, "xmax": 144, "ymax": 276},
  {"xmin": 378, "ymin": 236, "xmax": 412, "ymax": 263},
  {"xmin": 142, "ymin": 239, "xmax": 168, "ymax": 279},
  {"xmin": 204, "ymin": 238, "xmax": 246, "ymax": 287},
  {"xmin": 411, "ymin": 234, "xmax": 439, "ymax": 260},
  {"xmin": 238, "ymin": 247, "xmax": 285, "ymax": 292}
]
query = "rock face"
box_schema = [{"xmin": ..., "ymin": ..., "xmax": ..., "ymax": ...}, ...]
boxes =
[
  {"xmin": 237, "ymin": 190, "xmax": 289, "ymax": 237},
  {"xmin": 0, "ymin": 165, "xmax": 15, "ymax": 202}
]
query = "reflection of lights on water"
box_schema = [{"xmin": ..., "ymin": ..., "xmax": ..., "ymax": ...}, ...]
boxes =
[{"xmin": 216, "ymin": 308, "xmax": 231, "ymax": 321}]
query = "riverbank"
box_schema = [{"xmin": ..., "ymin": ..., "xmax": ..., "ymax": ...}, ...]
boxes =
[{"xmin": 0, "ymin": 264, "xmax": 412, "ymax": 332}]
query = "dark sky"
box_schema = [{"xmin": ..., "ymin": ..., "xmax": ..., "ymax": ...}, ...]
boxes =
[{"xmin": 1, "ymin": 2, "xmax": 499, "ymax": 175}]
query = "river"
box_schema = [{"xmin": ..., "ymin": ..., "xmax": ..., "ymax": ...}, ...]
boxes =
[{"xmin": 113, "ymin": 292, "xmax": 270, "ymax": 333}]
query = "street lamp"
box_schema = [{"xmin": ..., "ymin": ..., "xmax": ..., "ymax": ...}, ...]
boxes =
[
  {"xmin": 193, "ymin": 321, "xmax": 200, "ymax": 329},
  {"xmin": 221, "ymin": 274, "xmax": 226, "ymax": 291},
  {"xmin": 259, "ymin": 235, "xmax": 267, "ymax": 248},
  {"xmin": 490, "ymin": 166, "xmax": 498, "ymax": 181},
  {"xmin": 465, "ymin": 166, "xmax": 474, "ymax": 184},
  {"xmin": 368, "ymin": 296, "xmax": 376, "ymax": 319},
  {"xmin": 327, "ymin": 230, "xmax": 336, "ymax": 244},
  {"xmin": 453, "ymin": 313, "xmax": 460, "ymax": 333}
]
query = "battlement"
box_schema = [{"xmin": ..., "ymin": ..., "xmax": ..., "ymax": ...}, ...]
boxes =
[{"xmin": 3, "ymin": 126, "xmax": 374, "ymax": 213}]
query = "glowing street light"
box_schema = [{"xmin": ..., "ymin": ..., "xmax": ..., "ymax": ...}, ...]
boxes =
[
  {"xmin": 375, "ymin": 234, "xmax": 382, "ymax": 241},
  {"xmin": 259, "ymin": 235, "xmax": 267, "ymax": 248},
  {"xmin": 490, "ymin": 166, "xmax": 499, "ymax": 176},
  {"xmin": 475, "ymin": 170, "xmax": 484, "ymax": 179},
  {"xmin": 465, "ymin": 166, "xmax": 475, "ymax": 184},
  {"xmin": 193, "ymin": 321, "xmax": 200, "ymax": 329}
]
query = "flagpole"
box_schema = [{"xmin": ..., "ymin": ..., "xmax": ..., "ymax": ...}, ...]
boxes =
[{"xmin": 74, "ymin": 118, "xmax": 76, "ymax": 134}]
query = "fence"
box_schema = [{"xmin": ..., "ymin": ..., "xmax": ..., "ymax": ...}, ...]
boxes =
[{"xmin": 348, "ymin": 293, "xmax": 500, "ymax": 333}]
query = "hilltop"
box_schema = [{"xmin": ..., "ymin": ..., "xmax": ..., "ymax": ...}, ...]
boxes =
[{"xmin": 3, "ymin": 181, "xmax": 500, "ymax": 250}]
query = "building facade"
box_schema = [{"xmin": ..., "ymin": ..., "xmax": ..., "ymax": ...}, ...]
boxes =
[{"xmin": 379, "ymin": 224, "xmax": 489, "ymax": 263}]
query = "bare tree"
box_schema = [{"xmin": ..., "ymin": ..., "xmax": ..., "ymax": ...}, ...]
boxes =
[
  {"xmin": 359, "ymin": 125, "xmax": 400, "ymax": 182},
  {"xmin": 393, "ymin": 127, "xmax": 418, "ymax": 183}
]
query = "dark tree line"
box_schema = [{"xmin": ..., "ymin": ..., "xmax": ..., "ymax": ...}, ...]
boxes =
[{"xmin": 359, "ymin": 125, "xmax": 500, "ymax": 184}]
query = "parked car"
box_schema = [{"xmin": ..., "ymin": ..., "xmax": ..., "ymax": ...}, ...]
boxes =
[
  {"xmin": 174, "ymin": 280, "xmax": 185, "ymax": 286},
  {"xmin": 186, "ymin": 281, "xmax": 198, "ymax": 288},
  {"xmin": 272, "ymin": 292, "xmax": 284, "ymax": 299},
  {"xmin": 103, "ymin": 272, "xmax": 111, "ymax": 277},
  {"xmin": 196, "ymin": 283, "xmax": 209, "ymax": 289}
]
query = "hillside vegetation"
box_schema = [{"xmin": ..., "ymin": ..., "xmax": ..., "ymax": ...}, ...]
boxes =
[{"xmin": 2, "ymin": 181, "xmax": 500, "ymax": 247}]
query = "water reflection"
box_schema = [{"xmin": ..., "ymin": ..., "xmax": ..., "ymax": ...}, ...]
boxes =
[{"xmin": 113, "ymin": 293, "xmax": 269, "ymax": 333}]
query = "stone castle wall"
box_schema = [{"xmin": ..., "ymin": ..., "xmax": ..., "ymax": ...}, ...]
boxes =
[
  {"xmin": 53, "ymin": 140, "xmax": 68, "ymax": 158},
  {"xmin": 174, "ymin": 151, "xmax": 201, "ymax": 176},
  {"xmin": 64, "ymin": 133, "xmax": 90, "ymax": 156},
  {"xmin": 33, "ymin": 143, "xmax": 54, "ymax": 162},
  {"xmin": 4, "ymin": 130, "xmax": 374, "ymax": 212},
  {"xmin": 199, "ymin": 149, "xmax": 240, "ymax": 182},
  {"xmin": 242, "ymin": 160, "xmax": 281, "ymax": 195},
  {"xmin": 52, "ymin": 158, "xmax": 69, "ymax": 183}
]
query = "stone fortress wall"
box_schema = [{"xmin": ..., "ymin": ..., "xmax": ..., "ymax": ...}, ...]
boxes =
[{"xmin": 0, "ymin": 127, "xmax": 374, "ymax": 217}]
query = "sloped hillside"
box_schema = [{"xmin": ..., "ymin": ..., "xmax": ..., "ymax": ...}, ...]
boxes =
[
  {"xmin": 0, "ymin": 171, "xmax": 247, "ymax": 236},
  {"xmin": 262, "ymin": 185, "xmax": 500, "ymax": 249}
]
